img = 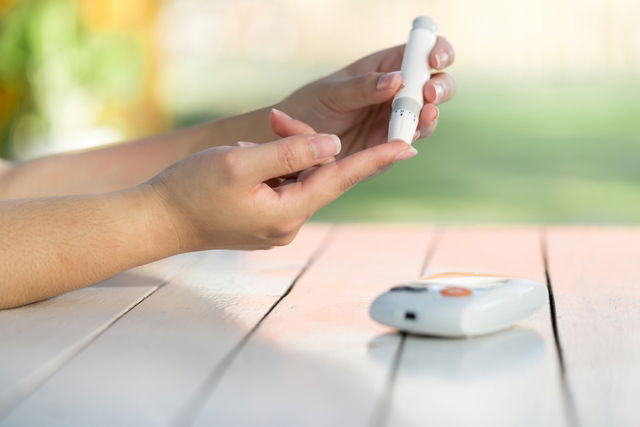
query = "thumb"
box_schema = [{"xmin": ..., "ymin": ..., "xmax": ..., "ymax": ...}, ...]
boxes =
[
  {"xmin": 242, "ymin": 133, "xmax": 342, "ymax": 182},
  {"xmin": 324, "ymin": 71, "xmax": 402, "ymax": 112}
]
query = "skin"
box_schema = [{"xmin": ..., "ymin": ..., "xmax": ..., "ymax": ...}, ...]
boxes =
[
  {"xmin": 0, "ymin": 39, "xmax": 455, "ymax": 309},
  {"xmin": 277, "ymin": 37, "xmax": 456, "ymax": 156}
]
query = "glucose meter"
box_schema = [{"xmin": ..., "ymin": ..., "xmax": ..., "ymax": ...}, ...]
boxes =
[{"xmin": 369, "ymin": 273, "xmax": 547, "ymax": 338}]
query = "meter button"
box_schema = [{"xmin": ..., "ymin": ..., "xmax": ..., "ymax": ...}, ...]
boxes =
[{"xmin": 440, "ymin": 287, "xmax": 472, "ymax": 297}]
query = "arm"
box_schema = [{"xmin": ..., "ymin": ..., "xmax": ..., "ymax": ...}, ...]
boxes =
[
  {"xmin": 0, "ymin": 185, "xmax": 177, "ymax": 309},
  {"xmin": 0, "ymin": 39, "xmax": 456, "ymax": 200},
  {"xmin": 0, "ymin": 113, "xmax": 416, "ymax": 309},
  {"xmin": 0, "ymin": 107, "xmax": 279, "ymax": 200}
]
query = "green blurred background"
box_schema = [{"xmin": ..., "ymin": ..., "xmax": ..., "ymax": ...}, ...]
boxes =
[{"xmin": 1, "ymin": 0, "xmax": 639, "ymax": 223}]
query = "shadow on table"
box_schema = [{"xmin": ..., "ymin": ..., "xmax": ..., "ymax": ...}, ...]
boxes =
[
  {"xmin": 367, "ymin": 327, "xmax": 545, "ymax": 380},
  {"xmin": 365, "ymin": 327, "xmax": 559, "ymax": 427}
]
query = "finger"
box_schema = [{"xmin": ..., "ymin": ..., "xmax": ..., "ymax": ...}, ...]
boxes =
[
  {"xmin": 241, "ymin": 133, "xmax": 342, "ymax": 182},
  {"xmin": 297, "ymin": 166, "xmax": 320, "ymax": 182},
  {"xmin": 271, "ymin": 166, "xmax": 320, "ymax": 194},
  {"xmin": 279, "ymin": 178, "xmax": 298, "ymax": 187},
  {"xmin": 278, "ymin": 155, "xmax": 335, "ymax": 181},
  {"xmin": 429, "ymin": 36, "xmax": 455, "ymax": 70},
  {"xmin": 299, "ymin": 141, "xmax": 416, "ymax": 210},
  {"xmin": 269, "ymin": 108, "xmax": 316, "ymax": 138},
  {"xmin": 323, "ymin": 71, "xmax": 403, "ymax": 112},
  {"xmin": 418, "ymin": 118, "xmax": 438, "ymax": 140},
  {"xmin": 423, "ymin": 73, "xmax": 456, "ymax": 105},
  {"xmin": 343, "ymin": 43, "xmax": 404, "ymax": 75},
  {"xmin": 417, "ymin": 104, "xmax": 439, "ymax": 134},
  {"xmin": 237, "ymin": 141, "xmax": 334, "ymax": 171},
  {"xmin": 237, "ymin": 141, "xmax": 258, "ymax": 147}
]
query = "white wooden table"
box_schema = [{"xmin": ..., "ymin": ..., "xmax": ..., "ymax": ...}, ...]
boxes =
[{"xmin": 1, "ymin": 225, "xmax": 638, "ymax": 427}]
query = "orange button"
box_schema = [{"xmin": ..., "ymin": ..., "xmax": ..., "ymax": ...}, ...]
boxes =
[{"xmin": 440, "ymin": 286, "xmax": 472, "ymax": 297}]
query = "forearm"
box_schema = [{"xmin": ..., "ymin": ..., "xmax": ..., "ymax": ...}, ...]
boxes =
[
  {"xmin": 0, "ymin": 185, "xmax": 177, "ymax": 309},
  {"xmin": 0, "ymin": 107, "xmax": 277, "ymax": 199},
  {"xmin": 206, "ymin": 106, "xmax": 279, "ymax": 150}
]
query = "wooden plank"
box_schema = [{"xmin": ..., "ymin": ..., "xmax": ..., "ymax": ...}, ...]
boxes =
[
  {"xmin": 386, "ymin": 228, "xmax": 567, "ymax": 427},
  {"xmin": 2, "ymin": 225, "xmax": 330, "ymax": 427},
  {"xmin": 0, "ymin": 253, "xmax": 189, "ymax": 417},
  {"xmin": 189, "ymin": 225, "xmax": 435, "ymax": 427},
  {"xmin": 546, "ymin": 227, "xmax": 640, "ymax": 427}
]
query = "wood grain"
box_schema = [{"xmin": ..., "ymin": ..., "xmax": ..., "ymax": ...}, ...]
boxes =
[
  {"xmin": 190, "ymin": 225, "xmax": 435, "ymax": 427},
  {"xmin": 2, "ymin": 225, "xmax": 329, "ymax": 427},
  {"xmin": 7, "ymin": 225, "xmax": 636, "ymax": 427},
  {"xmin": 0, "ymin": 253, "xmax": 189, "ymax": 417},
  {"xmin": 386, "ymin": 228, "xmax": 567, "ymax": 427},
  {"xmin": 546, "ymin": 228, "xmax": 640, "ymax": 427}
]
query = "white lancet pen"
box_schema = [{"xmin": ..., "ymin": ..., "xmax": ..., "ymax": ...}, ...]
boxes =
[{"xmin": 387, "ymin": 16, "xmax": 438, "ymax": 144}]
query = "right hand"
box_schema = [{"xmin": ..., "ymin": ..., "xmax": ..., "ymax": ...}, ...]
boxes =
[
  {"xmin": 147, "ymin": 114, "xmax": 417, "ymax": 252},
  {"xmin": 276, "ymin": 37, "xmax": 456, "ymax": 158}
]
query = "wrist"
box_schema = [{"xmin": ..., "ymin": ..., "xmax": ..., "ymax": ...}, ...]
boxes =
[{"xmin": 128, "ymin": 183, "xmax": 185, "ymax": 257}]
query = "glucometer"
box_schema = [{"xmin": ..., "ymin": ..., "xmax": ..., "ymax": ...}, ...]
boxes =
[
  {"xmin": 388, "ymin": 16, "xmax": 438, "ymax": 144},
  {"xmin": 369, "ymin": 273, "xmax": 547, "ymax": 338}
]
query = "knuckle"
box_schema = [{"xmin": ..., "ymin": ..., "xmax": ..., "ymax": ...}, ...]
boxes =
[
  {"xmin": 358, "ymin": 72, "xmax": 376, "ymax": 95},
  {"xmin": 217, "ymin": 149, "xmax": 243, "ymax": 180},
  {"xmin": 277, "ymin": 141, "xmax": 304, "ymax": 173}
]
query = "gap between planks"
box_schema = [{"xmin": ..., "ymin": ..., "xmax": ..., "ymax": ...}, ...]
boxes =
[
  {"xmin": 367, "ymin": 228, "xmax": 443, "ymax": 427},
  {"xmin": 0, "ymin": 256, "xmax": 194, "ymax": 418},
  {"xmin": 170, "ymin": 226, "xmax": 336, "ymax": 427},
  {"xmin": 375, "ymin": 227, "xmax": 570, "ymax": 427},
  {"xmin": 541, "ymin": 229, "xmax": 580, "ymax": 427}
]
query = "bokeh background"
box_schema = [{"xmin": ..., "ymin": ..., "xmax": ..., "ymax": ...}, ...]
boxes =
[{"xmin": 1, "ymin": 0, "xmax": 639, "ymax": 222}]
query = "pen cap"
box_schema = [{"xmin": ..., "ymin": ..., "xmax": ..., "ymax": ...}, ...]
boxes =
[{"xmin": 412, "ymin": 16, "xmax": 438, "ymax": 32}]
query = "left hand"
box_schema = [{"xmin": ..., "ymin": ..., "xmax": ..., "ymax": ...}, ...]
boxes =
[
  {"xmin": 275, "ymin": 37, "xmax": 456, "ymax": 158},
  {"xmin": 149, "ymin": 116, "xmax": 414, "ymax": 252}
]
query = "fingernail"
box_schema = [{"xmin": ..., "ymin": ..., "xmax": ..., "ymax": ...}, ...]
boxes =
[
  {"xmin": 393, "ymin": 147, "xmax": 418, "ymax": 163},
  {"xmin": 412, "ymin": 130, "xmax": 421, "ymax": 142},
  {"xmin": 310, "ymin": 134, "xmax": 341, "ymax": 159},
  {"xmin": 435, "ymin": 51, "xmax": 449, "ymax": 69},
  {"xmin": 237, "ymin": 141, "xmax": 257, "ymax": 147},
  {"xmin": 434, "ymin": 106, "xmax": 440, "ymax": 120},
  {"xmin": 433, "ymin": 82, "xmax": 445, "ymax": 103},
  {"xmin": 376, "ymin": 71, "xmax": 401, "ymax": 91},
  {"xmin": 271, "ymin": 108, "xmax": 292, "ymax": 119}
]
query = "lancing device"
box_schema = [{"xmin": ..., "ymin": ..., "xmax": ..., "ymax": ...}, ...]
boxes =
[{"xmin": 388, "ymin": 16, "xmax": 438, "ymax": 144}]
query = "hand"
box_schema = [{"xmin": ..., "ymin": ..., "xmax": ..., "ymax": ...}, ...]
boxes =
[
  {"xmin": 147, "ymin": 116, "xmax": 417, "ymax": 252},
  {"xmin": 276, "ymin": 37, "xmax": 455, "ymax": 158}
]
